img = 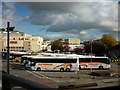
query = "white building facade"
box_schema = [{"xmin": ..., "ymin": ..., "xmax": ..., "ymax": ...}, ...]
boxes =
[
  {"xmin": 64, "ymin": 38, "xmax": 84, "ymax": 51},
  {"xmin": 41, "ymin": 40, "xmax": 51, "ymax": 52},
  {"xmin": 0, "ymin": 31, "xmax": 43, "ymax": 52}
]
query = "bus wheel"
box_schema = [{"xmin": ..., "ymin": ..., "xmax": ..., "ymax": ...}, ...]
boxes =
[
  {"xmin": 99, "ymin": 66, "xmax": 103, "ymax": 70},
  {"xmin": 60, "ymin": 68, "xmax": 64, "ymax": 72},
  {"xmin": 37, "ymin": 67, "xmax": 41, "ymax": 71},
  {"xmin": 66, "ymin": 68, "xmax": 70, "ymax": 72},
  {"xmin": 15, "ymin": 60, "xmax": 19, "ymax": 63},
  {"xmin": 79, "ymin": 66, "xmax": 81, "ymax": 70}
]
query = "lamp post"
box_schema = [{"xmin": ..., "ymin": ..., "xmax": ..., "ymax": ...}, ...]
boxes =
[
  {"xmin": 6, "ymin": 22, "xmax": 15, "ymax": 74},
  {"xmin": 90, "ymin": 40, "xmax": 93, "ymax": 73}
]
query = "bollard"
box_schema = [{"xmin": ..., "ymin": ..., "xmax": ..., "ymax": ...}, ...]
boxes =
[{"xmin": 61, "ymin": 75, "xmax": 64, "ymax": 78}]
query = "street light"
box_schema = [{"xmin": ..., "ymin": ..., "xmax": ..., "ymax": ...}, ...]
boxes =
[{"xmin": 6, "ymin": 22, "xmax": 15, "ymax": 74}]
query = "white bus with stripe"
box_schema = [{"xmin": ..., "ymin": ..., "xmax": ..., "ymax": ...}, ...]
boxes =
[{"xmin": 28, "ymin": 56, "xmax": 79, "ymax": 72}]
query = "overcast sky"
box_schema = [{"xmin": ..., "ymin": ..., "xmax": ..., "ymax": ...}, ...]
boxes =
[{"xmin": 1, "ymin": 0, "xmax": 119, "ymax": 41}]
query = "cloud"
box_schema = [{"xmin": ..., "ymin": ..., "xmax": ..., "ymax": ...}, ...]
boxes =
[
  {"xmin": 2, "ymin": 2, "xmax": 22, "ymax": 27},
  {"xmin": 2, "ymin": 1, "xmax": 118, "ymax": 41},
  {"xmin": 22, "ymin": 1, "xmax": 118, "ymax": 35},
  {"xmin": 43, "ymin": 33, "xmax": 65, "ymax": 40},
  {"xmin": 2, "ymin": 2, "xmax": 15, "ymax": 27},
  {"xmin": 2, "ymin": 0, "xmax": 119, "ymax": 2},
  {"xmin": 79, "ymin": 31, "xmax": 101, "ymax": 41},
  {"xmin": 41, "ymin": 30, "xmax": 101, "ymax": 41}
]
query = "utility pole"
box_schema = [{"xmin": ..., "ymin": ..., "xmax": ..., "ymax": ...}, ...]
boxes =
[
  {"xmin": 6, "ymin": 22, "xmax": 15, "ymax": 74},
  {"xmin": 90, "ymin": 40, "xmax": 93, "ymax": 73},
  {"xmin": 7, "ymin": 22, "xmax": 10, "ymax": 74}
]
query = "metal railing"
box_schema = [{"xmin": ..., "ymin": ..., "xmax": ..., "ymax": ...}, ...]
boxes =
[{"xmin": 1, "ymin": 71, "xmax": 55, "ymax": 90}]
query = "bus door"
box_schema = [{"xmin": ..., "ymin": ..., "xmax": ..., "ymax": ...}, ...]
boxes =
[{"xmin": 20, "ymin": 56, "xmax": 28, "ymax": 66}]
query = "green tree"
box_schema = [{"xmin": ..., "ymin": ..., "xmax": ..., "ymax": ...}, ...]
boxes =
[
  {"xmin": 74, "ymin": 48, "xmax": 84, "ymax": 54},
  {"xmin": 101, "ymin": 34, "xmax": 117, "ymax": 51},
  {"xmin": 84, "ymin": 41, "xmax": 106, "ymax": 55},
  {"xmin": 51, "ymin": 40, "xmax": 63, "ymax": 51}
]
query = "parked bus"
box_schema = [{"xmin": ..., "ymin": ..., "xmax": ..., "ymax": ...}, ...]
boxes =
[
  {"xmin": 64, "ymin": 55, "xmax": 110, "ymax": 70},
  {"xmin": 20, "ymin": 54, "xmax": 54, "ymax": 66},
  {"xmin": 27, "ymin": 56, "xmax": 79, "ymax": 72},
  {"xmin": 2, "ymin": 51, "xmax": 31, "ymax": 62},
  {"xmin": 79, "ymin": 56, "xmax": 111, "ymax": 70},
  {"xmin": 20, "ymin": 55, "xmax": 33, "ymax": 66},
  {"xmin": 21, "ymin": 53, "xmax": 110, "ymax": 70},
  {"xmin": 20, "ymin": 55, "xmax": 44, "ymax": 66}
]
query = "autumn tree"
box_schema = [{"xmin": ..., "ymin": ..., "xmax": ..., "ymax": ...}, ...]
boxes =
[
  {"xmin": 101, "ymin": 34, "xmax": 117, "ymax": 51},
  {"xmin": 51, "ymin": 40, "xmax": 63, "ymax": 51}
]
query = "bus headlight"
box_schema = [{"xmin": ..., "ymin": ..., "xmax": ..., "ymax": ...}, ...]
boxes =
[{"xmin": 30, "ymin": 66, "xmax": 35, "ymax": 70}]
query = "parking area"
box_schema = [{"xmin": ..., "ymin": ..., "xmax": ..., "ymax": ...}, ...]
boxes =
[
  {"xmin": 20, "ymin": 62, "xmax": 119, "ymax": 89},
  {"xmin": 2, "ymin": 61, "xmax": 120, "ymax": 89},
  {"xmin": 25, "ymin": 68, "xmax": 119, "ymax": 89}
]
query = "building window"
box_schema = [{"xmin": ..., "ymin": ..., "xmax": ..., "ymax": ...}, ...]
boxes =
[
  {"xmin": 21, "ymin": 38, "xmax": 24, "ymax": 40},
  {"xmin": 25, "ymin": 38, "xmax": 29, "ymax": 40},
  {"xmin": 13, "ymin": 38, "xmax": 15, "ymax": 40}
]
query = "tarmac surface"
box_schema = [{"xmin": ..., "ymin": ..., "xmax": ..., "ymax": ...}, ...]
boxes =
[{"xmin": 1, "ymin": 61, "xmax": 120, "ymax": 89}]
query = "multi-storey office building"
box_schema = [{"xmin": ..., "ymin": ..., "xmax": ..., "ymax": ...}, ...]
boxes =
[
  {"xmin": 63, "ymin": 38, "xmax": 84, "ymax": 51},
  {"xmin": 64, "ymin": 38, "xmax": 80, "ymax": 45},
  {"xmin": 0, "ymin": 31, "xmax": 43, "ymax": 52}
]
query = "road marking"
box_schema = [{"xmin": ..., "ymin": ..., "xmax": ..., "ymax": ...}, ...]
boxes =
[
  {"xmin": 26, "ymin": 70, "xmax": 59, "ymax": 82},
  {"xmin": 33, "ymin": 71, "xmax": 60, "ymax": 82},
  {"xmin": 26, "ymin": 70, "xmax": 43, "ymax": 79},
  {"xmin": 0, "ymin": 84, "xmax": 1, "ymax": 90},
  {"xmin": 32, "ymin": 71, "xmax": 46, "ymax": 78}
]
